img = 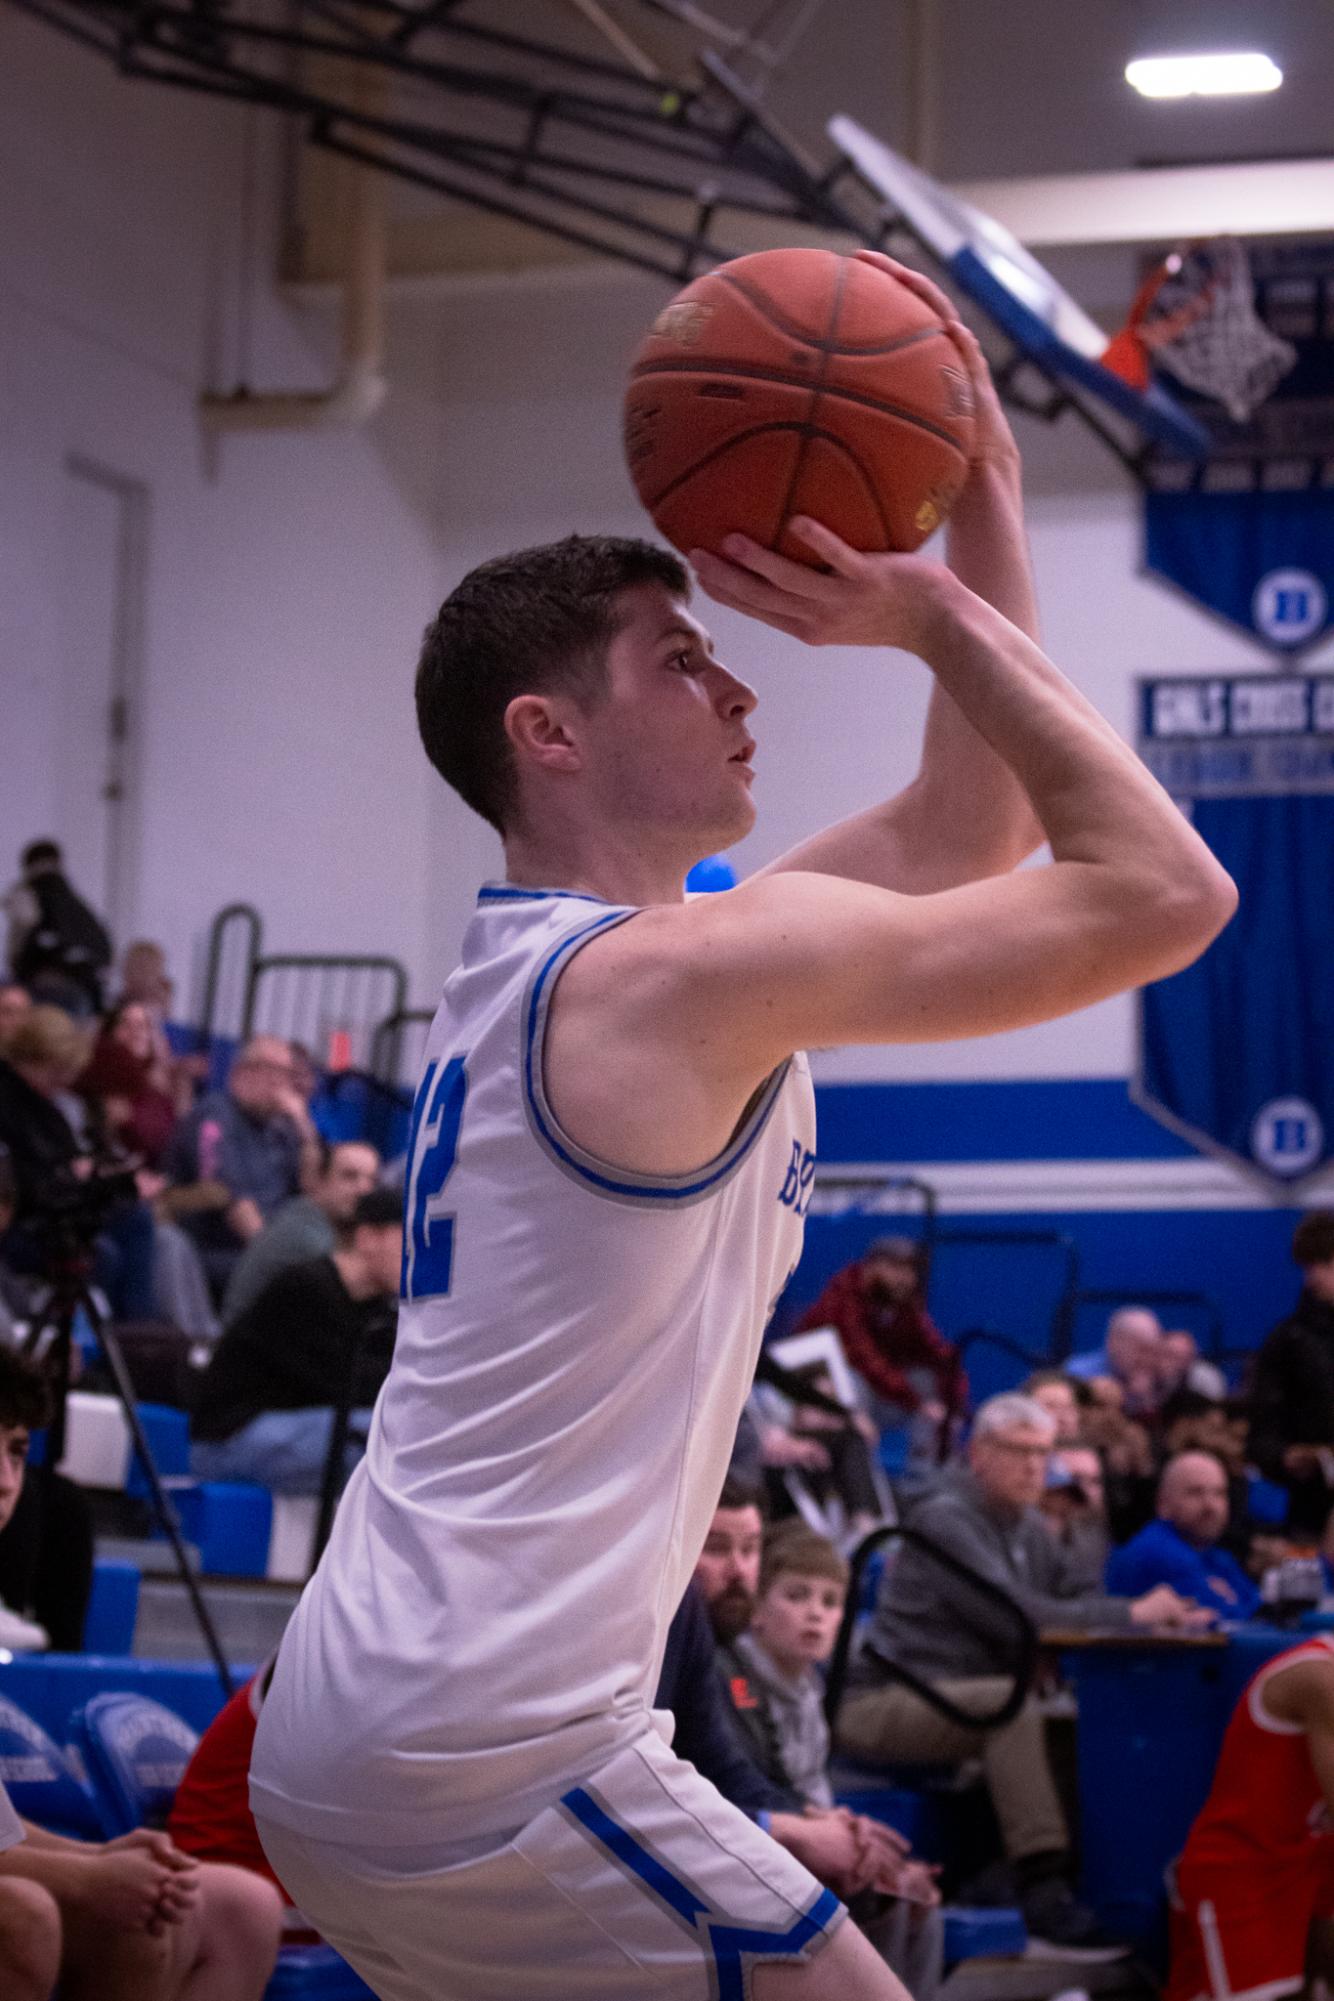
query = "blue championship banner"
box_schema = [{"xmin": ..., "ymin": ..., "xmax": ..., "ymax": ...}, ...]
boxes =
[{"xmin": 1135, "ymin": 674, "xmax": 1334, "ymax": 1188}]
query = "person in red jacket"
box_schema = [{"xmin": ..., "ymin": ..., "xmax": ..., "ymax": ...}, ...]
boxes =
[{"xmin": 797, "ymin": 1237, "xmax": 965, "ymax": 1460}]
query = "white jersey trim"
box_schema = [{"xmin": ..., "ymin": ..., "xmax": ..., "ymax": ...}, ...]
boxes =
[{"xmin": 521, "ymin": 906, "xmax": 794, "ymax": 1208}]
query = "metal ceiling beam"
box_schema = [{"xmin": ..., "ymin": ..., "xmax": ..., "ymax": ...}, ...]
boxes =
[{"xmin": 9, "ymin": 0, "xmax": 1233, "ymax": 478}]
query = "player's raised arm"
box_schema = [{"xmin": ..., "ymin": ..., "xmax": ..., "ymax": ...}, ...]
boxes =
[
  {"xmin": 595, "ymin": 551, "xmax": 1234, "ymax": 1096},
  {"xmin": 719, "ymin": 256, "xmax": 1046, "ymax": 896}
]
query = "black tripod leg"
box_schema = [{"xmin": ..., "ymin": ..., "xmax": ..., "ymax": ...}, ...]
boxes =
[{"xmin": 87, "ymin": 1301, "xmax": 235, "ymax": 1697}]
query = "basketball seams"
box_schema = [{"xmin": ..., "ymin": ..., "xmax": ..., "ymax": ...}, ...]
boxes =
[
  {"xmin": 715, "ymin": 266, "xmax": 942, "ymax": 359},
  {"xmin": 770, "ymin": 254, "xmax": 845, "ymax": 546},
  {"xmin": 629, "ymin": 362, "xmax": 972, "ymax": 479},
  {"xmin": 649, "ymin": 422, "xmax": 894, "ymax": 548}
]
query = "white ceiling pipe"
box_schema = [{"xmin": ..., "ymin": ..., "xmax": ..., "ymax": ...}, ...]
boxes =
[{"xmin": 201, "ymin": 104, "xmax": 388, "ymax": 430}]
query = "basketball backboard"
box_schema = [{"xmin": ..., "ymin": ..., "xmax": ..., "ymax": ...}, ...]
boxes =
[{"xmin": 829, "ymin": 116, "xmax": 1211, "ymax": 460}]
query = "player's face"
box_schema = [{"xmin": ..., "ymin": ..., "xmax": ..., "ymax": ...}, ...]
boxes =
[
  {"xmin": 587, "ymin": 585, "xmax": 759, "ymax": 858},
  {"xmin": 0, "ymin": 1425, "xmax": 29, "ymax": 1535},
  {"xmin": 750, "ymin": 1571, "xmax": 845, "ymax": 1672},
  {"xmin": 696, "ymin": 1506, "xmax": 763, "ymax": 1641}
]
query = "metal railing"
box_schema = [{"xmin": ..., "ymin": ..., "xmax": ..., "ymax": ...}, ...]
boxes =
[{"xmin": 824, "ymin": 1520, "xmax": 1038, "ymax": 1734}]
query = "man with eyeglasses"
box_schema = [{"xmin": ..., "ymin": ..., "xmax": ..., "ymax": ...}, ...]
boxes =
[
  {"xmin": 163, "ymin": 1037, "xmax": 321, "ymax": 1296},
  {"xmin": 835, "ymin": 1392, "xmax": 1209, "ymax": 1956}
]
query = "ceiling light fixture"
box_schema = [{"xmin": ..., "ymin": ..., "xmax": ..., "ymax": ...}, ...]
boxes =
[{"xmin": 1125, "ymin": 52, "xmax": 1284, "ymax": 99}]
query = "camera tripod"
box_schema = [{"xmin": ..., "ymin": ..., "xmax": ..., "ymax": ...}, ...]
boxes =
[{"xmin": 24, "ymin": 1234, "xmax": 234, "ymax": 1697}]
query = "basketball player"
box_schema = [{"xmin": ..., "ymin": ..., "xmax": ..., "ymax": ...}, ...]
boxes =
[
  {"xmin": 249, "ymin": 257, "xmax": 1236, "ymax": 2000},
  {"xmin": 1166, "ymin": 1633, "xmax": 1334, "ymax": 2001}
]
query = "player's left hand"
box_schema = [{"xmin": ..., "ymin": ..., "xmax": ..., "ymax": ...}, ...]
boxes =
[
  {"xmin": 691, "ymin": 520, "xmax": 951, "ymax": 653},
  {"xmin": 853, "ymin": 249, "xmax": 1018, "ymax": 477}
]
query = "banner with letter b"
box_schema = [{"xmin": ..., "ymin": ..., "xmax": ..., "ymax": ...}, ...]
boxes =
[{"xmin": 1136, "ymin": 673, "xmax": 1334, "ymax": 1189}]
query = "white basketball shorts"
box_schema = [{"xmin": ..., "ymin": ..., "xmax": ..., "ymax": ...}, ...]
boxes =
[{"xmin": 256, "ymin": 1727, "xmax": 847, "ymax": 2000}]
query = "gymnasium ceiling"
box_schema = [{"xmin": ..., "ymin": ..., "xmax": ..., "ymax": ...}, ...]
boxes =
[{"xmin": 287, "ymin": 0, "xmax": 1334, "ymax": 291}]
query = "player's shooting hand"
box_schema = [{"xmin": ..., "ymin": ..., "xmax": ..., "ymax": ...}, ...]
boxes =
[
  {"xmin": 691, "ymin": 522, "xmax": 952, "ymax": 655},
  {"xmin": 853, "ymin": 250, "xmax": 1017, "ymax": 476}
]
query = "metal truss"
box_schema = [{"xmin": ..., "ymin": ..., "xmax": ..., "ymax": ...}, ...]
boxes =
[{"xmin": 10, "ymin": 0, "xmax": 1166, "ymax": 475}]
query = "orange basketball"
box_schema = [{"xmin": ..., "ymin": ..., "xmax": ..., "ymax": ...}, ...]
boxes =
[{"xmin": 624, "ymin": 248, "xmax": 976, "ymax": 563}]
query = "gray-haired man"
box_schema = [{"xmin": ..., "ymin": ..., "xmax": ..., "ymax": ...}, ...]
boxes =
[{"xmin": 836, "ymin": 1393, "xmax": 1206, "ymax": 1955}]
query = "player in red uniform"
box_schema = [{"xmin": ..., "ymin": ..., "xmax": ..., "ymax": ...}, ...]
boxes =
[{"xmin": 1167, "ymin": 1633, "xmax": 1334, "ymax": 2001}]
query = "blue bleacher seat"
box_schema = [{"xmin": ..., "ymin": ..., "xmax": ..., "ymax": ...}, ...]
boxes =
[
  {"xmin": 176, "ymin": 1479, "xmax": 274, "ymax": 1575},
  {"xmin": 69, "ymin": 1691, "xmax": 200, "ymax": 1835},
  {"xmin": 942, "ymin": 1905, "xmax": 1028, "ymax": 1963},
  {"xmin": 127, "ymin": 1402, "xmax": 192, "ymax": 1499},
  {"xmin": 0, "ymin": 1693, "xmax": 103, "ymax": 1838},
  {"xmin": 82, "ymin": 1558, "xmax": 142, "ymax": 1653},
  {"xmin": 265, "ymin": 1944, "xmax": 376, "ymax": 1998}
]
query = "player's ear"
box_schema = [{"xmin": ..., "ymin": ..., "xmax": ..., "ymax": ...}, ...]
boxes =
[{"xmin": 504, "ymin": 693, "xmax": 584, "ymax": 776}]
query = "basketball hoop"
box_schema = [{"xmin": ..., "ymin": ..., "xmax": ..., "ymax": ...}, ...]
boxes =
[{"xmin": 1102, "ymin": 236, "xmax": 1297, "ymax": 424}]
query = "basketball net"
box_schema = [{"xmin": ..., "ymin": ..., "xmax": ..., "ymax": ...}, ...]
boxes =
[{"xmin": 1101, "ymin": 236, "xmax": 1297, "ymax": 424}]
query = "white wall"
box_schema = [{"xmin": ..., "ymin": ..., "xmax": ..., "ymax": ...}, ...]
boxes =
[{"xmin": 3, "ymin": 13, "xmax": 1321, "ymax": 1084}]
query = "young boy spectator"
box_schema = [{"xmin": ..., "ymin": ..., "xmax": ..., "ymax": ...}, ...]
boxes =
[
  {"xmin": 696, "ymin": 1480, "xmax": 944, "ymax": 1992},
  {"xmin": 0, "ymin": 1342, "xmax": 95, "ymax": 1652}
]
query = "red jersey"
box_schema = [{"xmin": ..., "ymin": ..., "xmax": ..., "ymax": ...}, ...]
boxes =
[
  {"xmin": 1166, "ymin": 1637, "xmax": 1334, "ymax": 2001},
  {"xmin": 167, "ymin": 1673, "xmax": 288, "ymax": 1898},
  {"xmin": 1178, "ymin": 1634, "xmax": 1334, "ymax": 1877}
]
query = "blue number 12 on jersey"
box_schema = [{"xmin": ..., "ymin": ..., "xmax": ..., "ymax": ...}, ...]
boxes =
[{"xmin": 402, "ymin": 1055, "xmax": 468, "ymax": 1302}]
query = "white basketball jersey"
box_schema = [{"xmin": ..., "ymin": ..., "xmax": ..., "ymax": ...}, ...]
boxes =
[{"xmin": 251, "ymin": 884, "xmax": 816, "ymax": 1849}]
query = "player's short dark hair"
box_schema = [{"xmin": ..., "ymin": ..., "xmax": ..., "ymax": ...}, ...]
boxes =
[
  {"xmin": 415, "ymin": 534, "xmax": 689, "ymax": 834},
  {"xmin": 20, "ymin": 839, "xmax": 61, "ymax": 872},
  {"xmin": 0, "ymin": 1346, "xmax": 52, "ymax": 1433},
  {"xmin": 1293, "ymin": 1210, "xmax": 1334, "ymax": 1270},
  {"xmin": 717, "ymin": 1471, "xmax": 766, "ymax": 1517}
]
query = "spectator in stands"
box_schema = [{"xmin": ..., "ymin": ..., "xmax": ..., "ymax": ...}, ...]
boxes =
[
  {"xmin": 221, "ymin": 1139, "xmax": 379, "ymax": 1328},
  {"xmin": 1249, "ymin": 1211, "xmax": 1334, "ymax": 1535},
  {"xmin": 749, "ymin": 1357, "xmax": 886, "ymax": 1544},
  {"xmin": 1164, "ymin": 1632, "xmax": 1334, "ymax": 2001},
  {"xmin": 79, "ymin": 1000, "xmax": 179, "ymax": 1167},
  {"xmin": 1156, "ymin": 1327, "xmax": 1227, "ymax": 1403},
  {"xmin": 191, "ymin": 1187, "xmax": 402, "ymax": 1493},
  {"xmin": 796, "ymin": 1237, "xmax": 965, "ymax": 1461},
  {"xmin": 0, "ymin": 984, "xmax": 31, "ymax": 1057},
  {"xmin": 0, "ymin": 1146, "xmax": 43, "ymax": 1346},
  {"xmin": 836, "ymin": 1392, "xmax": 1208, "ymax": 1954},
  {"xmin": 688, "ymin": 1481, "xmax": 943, "ymax": 1996},
  {"xmin": 1106, "ymin": 1451, "xmax": 1259, "ymax": 1620},
  {"xmin": 162, "ymin": 1037, "xmax": 321, "ymax": 1296},
  {"xmin": 0, "ymin": 1342, "xmax": 94, "ymax": 1653},
  {"xmin": 118, "ymin": 938, "xmax": 173, "ymax": 1020},
  {"xmin": 3, "ymin": 840, "xmax": 113, "ymax": 1018},
  {"xmin": 0, "ymin": 1772, "xmax": 283, "ymax": 2000},
  {"xmin": 0, "ymin": 1005, "xmax": 156, "ymax": 1320},
  {"xmin": 1067, "ymin": 1304, "xmax": 1164, "ymax": 1416},
  {"xmin": 1076, "ymin": 1370, "xmax": 1155, "ymax": 1538},
  {"xmin": 1023, "ymin": 1369, "xmax": 1081, "ymax": 1445},
  {"xmin": 1037, "ymin": 1443, "xmax": 1110, "ymax": 1594}
]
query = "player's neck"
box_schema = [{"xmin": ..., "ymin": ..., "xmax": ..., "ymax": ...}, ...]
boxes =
[{"xmin": 503, "ymin": 825, "xmax": 690, "ymax": 908}]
